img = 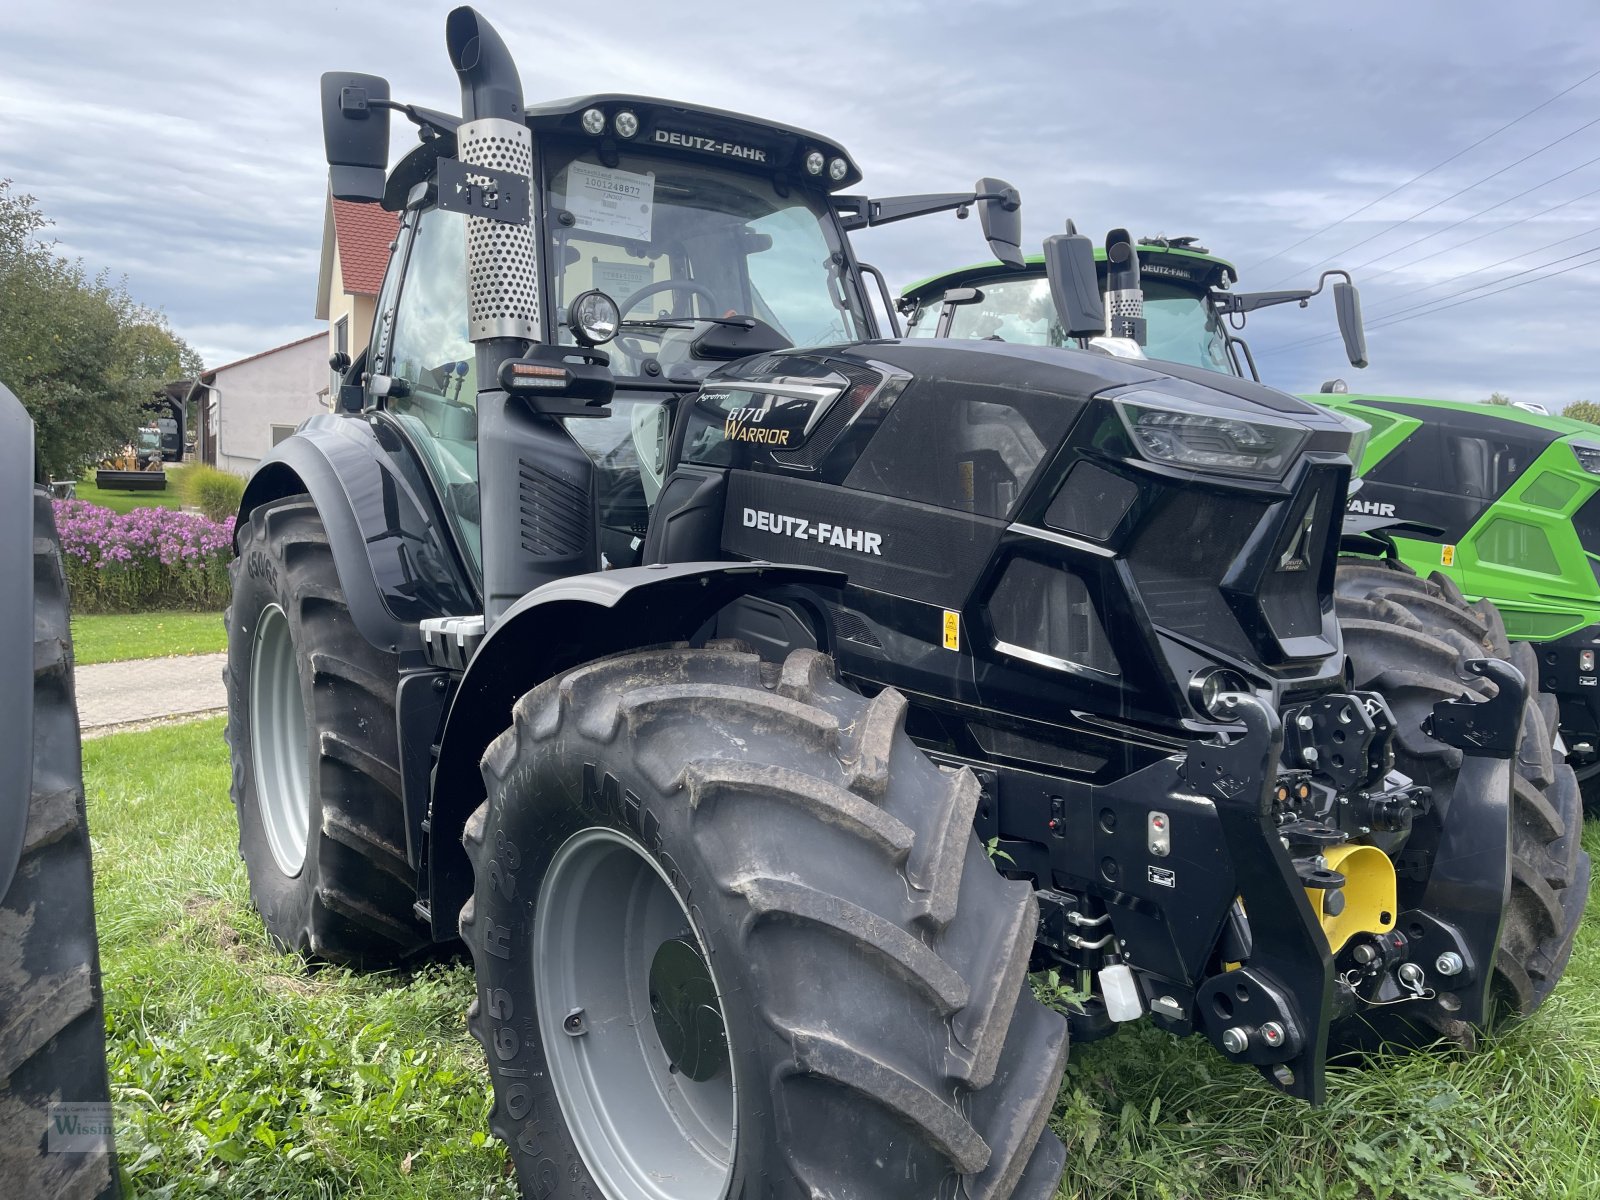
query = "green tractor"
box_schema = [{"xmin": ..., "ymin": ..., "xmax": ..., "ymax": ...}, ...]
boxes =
[
  {"xmin": 1313, "ymin": 392, "xmax": 1600, "ymax": 813},
  {"xmin": 225, "ymin": 11, "xmax": 1585, "ymax": 1198},
  {"xmin": 903, "ymin": 236, "xmax": 1600, "ymax": 815}
]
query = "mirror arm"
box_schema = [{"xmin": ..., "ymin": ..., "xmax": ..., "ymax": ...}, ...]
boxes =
[
  {"xmin": 834, "ymin": 191, "xmax": 1005, "ymax": 230},
  {"xmin": 371, "ymin": 99, "xmax": 462, "ymax": 140}
]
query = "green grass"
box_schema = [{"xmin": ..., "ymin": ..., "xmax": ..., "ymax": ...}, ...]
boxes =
[
  {"xmin": 72, "ymin": 611, "xmax": 226, "ymax": 665},
  {"xmin": 69, "ymin": 475, "xmax": 184, "ymax": 514},
  {"xmin": 85, "ymin": 720, "xmax": 1600, "ymax": 1199}
]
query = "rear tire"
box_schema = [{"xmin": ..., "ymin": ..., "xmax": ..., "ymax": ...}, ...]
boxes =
[
  {"xmin": 461, "ymin": 645, "xmax": 1068, "ymax": 1200},
  {"xmin": 0, "ymin": 490, "xmax": 117, "ymax": 1197},
  {"xmin": 1335, "ymin": 557, "xmax": 1589, "ymax": 1030},
  {"xmin": 226, "ymin": 495, "xmax": 425, "ymax": 967}
]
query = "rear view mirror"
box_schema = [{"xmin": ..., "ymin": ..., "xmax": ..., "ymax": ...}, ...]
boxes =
[
  {"xmin": 1333, "ymin": 281, "xmax": 1368, "ymax": 369},
  {"xmin": 1043, "ymin": 232, "xmax": 1106, "ymax": 339},
  {"xmin": 934, "ymin": 287, "xmax": 984, "ymax": 338},
  {"xmin": 977, "ymin": 178, "xmax": 1024, "ymax": 269},
  {"xmin": 321, "ymin": 71, "xmax": 391, "ymax": 203}
]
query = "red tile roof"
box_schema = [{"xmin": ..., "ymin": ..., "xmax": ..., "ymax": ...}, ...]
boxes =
[{"xmin": 332, "ymin": 199, "xmax": 401, "ymax": 296}]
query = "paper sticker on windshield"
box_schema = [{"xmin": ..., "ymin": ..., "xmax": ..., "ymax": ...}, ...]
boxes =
[
  {"xmin": 563, "ymin": 162, "xmax": 654, "ymax": 241},
  {"xmin": 592, "ymin": 260, "xmax": 654, "ymax": 299}
]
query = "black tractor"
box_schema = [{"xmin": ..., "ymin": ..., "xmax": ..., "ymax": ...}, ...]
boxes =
[{"xmin": 225, "ymin": 10, "xmax": 1588, "ymax": 1199}]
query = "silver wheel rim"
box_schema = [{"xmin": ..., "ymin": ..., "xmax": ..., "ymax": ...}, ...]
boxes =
[
  {"xmin": 249, "ymin": 604, "xmax": 310, "ymax": 877},
  {"xmin": 534, "ymin": 827, "xmax": 736, "ymax": 1199}
]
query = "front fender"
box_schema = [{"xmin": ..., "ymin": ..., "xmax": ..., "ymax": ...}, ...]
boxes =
[
  {"xmin": 0, "ymin": 384, "xmax": 34, "ymax": 898},
  {"xmin": 423, "ymin": 559, "xmax": 843, "ymax": 940},
  {"xmin": 237, "ymin": 412, "xmax": 478, "ymax": 670}
]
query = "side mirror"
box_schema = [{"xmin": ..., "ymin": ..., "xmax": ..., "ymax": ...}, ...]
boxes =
[
  {"xmin": 321, "ymin": 71, "xmax": 391, "ymax": 203},
  {"xmin": 976, "ymin": 178, "xmax": 1024, "ymax": 269},
  {"xmin": 934, "ymin": 287, "xmax": 984, "ymax": 338},
  {"xmin": 1333, "ymin": 280, "xmax": 1368, "ymax": 369},
  {"xmin": 1043, "ymin": 232, "xmax": 1106, "ymax": 339}
]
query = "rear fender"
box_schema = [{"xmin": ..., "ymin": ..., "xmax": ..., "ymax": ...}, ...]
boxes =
[
  {"xmin": 236, "ymin": 413, "xmax": 478, "ymax": 670},
  {"xmin": 423, "ymin": 560, "xmax": 843, "ymax": 941},
  {"xmin": 0, "ymin": 385, "xmax": 34, "ymax": 898}
]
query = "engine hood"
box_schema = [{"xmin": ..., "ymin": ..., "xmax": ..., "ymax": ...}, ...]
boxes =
[{"xmin": 831, "ymin": 338, "xmax": 1357, "ymax": 437}]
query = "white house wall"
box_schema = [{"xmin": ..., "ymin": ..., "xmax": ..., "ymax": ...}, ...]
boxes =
[{"xmin": 214, "ymin": 337, "xmax": 328, "ymax": 475}]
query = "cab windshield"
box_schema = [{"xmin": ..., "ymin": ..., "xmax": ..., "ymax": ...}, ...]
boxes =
[
  {"xmin": 907, "ymin": 274, "xmax": 1233, "ymax": 375},
  {"xmin": 545, "ymin": 146, "xmax": 869, "ymax": 381}
]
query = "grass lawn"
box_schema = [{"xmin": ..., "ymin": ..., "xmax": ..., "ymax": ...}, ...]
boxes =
[
  {"xmin": 86, "ymin": 719, "xmax": 1600, "ymax": 1199},
  {"xmin": 69, "ymin": 475, "xmax": 185, "ymax": 514},
  {"xmin": 72, "ymin": 611, "xmax": 226, "ymax": 665}
]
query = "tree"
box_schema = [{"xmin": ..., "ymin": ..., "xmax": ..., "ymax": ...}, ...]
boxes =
[
  {"xmin": 1486, "ymin": 392, "xmax": 1513, "ymax": 406},
  {"xmin": 0, "ymin": 180, "xmax": 203, "ymax": 479},
  {"xmin": 1561, "ymin": 400, "xmax": 1600, "ymax": 426}
]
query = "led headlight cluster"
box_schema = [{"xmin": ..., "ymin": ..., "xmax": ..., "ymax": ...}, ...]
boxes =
[
  {"xmin": 1114, "ymin": 389, "xmax": 1309, "ymax": 480},
  {"xmin": 580, "ymin": 107, "xmax": 638, "ymax": 138},
  {"xmin": 804, "ymin": 151, "xmax": 850, "ymax": 180},
  {"xmin": 1572, "ymin": 440, "xmax": 1600, "ymax": 475}
]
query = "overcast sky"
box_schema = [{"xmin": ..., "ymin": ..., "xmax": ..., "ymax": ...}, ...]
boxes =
[{"xmin": 5, "ymin": 0, "xmax": 1600, "ymax": 406}]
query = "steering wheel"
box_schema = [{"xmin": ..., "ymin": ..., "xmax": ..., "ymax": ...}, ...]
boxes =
[{"xmin": 618, "ymin": 278, "xmax": 720, "ymax": 319}]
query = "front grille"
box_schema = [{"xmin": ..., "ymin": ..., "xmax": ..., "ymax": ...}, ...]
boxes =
[
  {"xmin": 1572, "ymin": 489, "xmax": 1600, "ymax": 550},
  {"xmin": 518, "ymin": 459, "xmax": 589, "ymax": 556},
  {"xmin": 1258, "ymin": 476, "xmax": 1339, "ymax": 643},
  {"xmin": 827, "ymin": 603, "xmax": 883, "ymax": 648},
  {"xmin": 1127, "ymin": 490, "xmax": 1266, "ymax": 657}
]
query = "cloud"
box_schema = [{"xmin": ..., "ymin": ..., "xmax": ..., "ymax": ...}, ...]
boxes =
[{"xmin": 2, "ymin": 0, "xmax": 1599, "ymax": 410}]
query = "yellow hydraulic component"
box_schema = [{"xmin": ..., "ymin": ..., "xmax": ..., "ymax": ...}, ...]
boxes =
[{"xmin": 1310, "ymin": 843, "xmax": 1397, "ymax": 952}]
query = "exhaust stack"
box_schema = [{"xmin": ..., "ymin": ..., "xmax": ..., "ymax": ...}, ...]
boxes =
[
  {"xmin": 446, "ymin": 6, "xmax": 538, "ymax": 345},
  {"xmin": 1104, "ymin": 228, "xmax": 1146, "ymax": 345}
]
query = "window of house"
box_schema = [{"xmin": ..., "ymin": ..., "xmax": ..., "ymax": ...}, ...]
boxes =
[{"xmin": 270, "ymin": 423, "xmax": 297, "ymax": 446}]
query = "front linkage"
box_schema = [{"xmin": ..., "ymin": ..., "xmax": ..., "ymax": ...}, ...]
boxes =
[{"xmin": 976, "ymin": 665, "xmax": 1524, "ymax": 1102}]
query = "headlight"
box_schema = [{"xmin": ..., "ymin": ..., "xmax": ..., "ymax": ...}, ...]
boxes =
[
  {"xmin": 1329, "ymin": 410, "xmax": 1372, "ymax": 469},
  {"xmin": 1115, "ymin": 389, "xmax": 1309, "ymax": 480},
  {"xmin": 1572, "ymin": 440, "xmax": 1600, "ymax": 475}
]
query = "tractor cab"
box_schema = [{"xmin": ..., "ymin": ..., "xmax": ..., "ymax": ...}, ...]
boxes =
[
  {"xmin": 901, "ymin": 234, "xmax": 1367, "ymax": 381},
  {"xmin": 329, "ymin": 80, "xmax": 1020, "ymax": 580}
]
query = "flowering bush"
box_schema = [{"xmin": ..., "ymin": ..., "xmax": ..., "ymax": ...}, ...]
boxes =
[{"xmin": 53, "ymin": 500, "xmax": 233, "ymax": 612}]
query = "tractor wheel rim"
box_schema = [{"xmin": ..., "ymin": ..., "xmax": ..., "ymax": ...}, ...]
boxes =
[
  {"xmin": 250, "ymin": 604, "xmax": 310, "ymax": 877},
  {"xmin": 534, "ymin": 827, "xmax": 736, "ymax": 1200}
]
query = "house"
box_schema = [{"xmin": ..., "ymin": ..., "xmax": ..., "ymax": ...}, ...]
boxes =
[
  {"xmin": 315, "ymin": 195, "xmax": 402, "ymax": 382},
  {"xmin": 177, "ymin": 199, "xmax": 399, "ymax": 476},
  {"xmin": 195, "ymin": 334, "xmax": 328, "ymax": 475}
]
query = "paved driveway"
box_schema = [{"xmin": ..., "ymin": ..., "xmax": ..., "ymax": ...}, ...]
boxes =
[{"xmin": 75, "ymin": 652, "xmax": 228, "ymax": 736}]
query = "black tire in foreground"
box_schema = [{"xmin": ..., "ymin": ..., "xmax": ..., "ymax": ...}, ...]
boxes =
[
  {"xmin": 0, "ymin": 489, "xmax": 117, "ymax": 1197},
  {"xmin": 226, "ymin": 495, "xmax": 425, "ymax": 967},
  {"xmin": 461, "ymin": 645, "xmax": 1068, "ymax": 1200},
  {"xmin": 1335, "ymin": 557, "xmax": 1589, "ymax": 1035}
]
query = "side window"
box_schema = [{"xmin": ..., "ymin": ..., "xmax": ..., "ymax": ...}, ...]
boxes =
[
  {"xmin": 389, "ymin": 207, "xmax": 476, "ymax": 408},
  {"xmin": 385, "ymin": 206, "xmax": 483, "ymax": 571}
]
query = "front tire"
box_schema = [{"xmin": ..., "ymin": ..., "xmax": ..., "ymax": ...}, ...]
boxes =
[
  {"xmin": 226, "ymin": 495, "xmax": 425, "ymax": 966},
  {"xmin": 461, "ymin": 646, "xmax": 1068, "ymax": 1200},
  {"xmin": 1335, "ymin": 558, "xmax": 1589, "ymax": 1031}
]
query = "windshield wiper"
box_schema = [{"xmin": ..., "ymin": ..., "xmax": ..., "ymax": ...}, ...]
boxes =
[{"xmin": 621, "ymin": 315, "xmax": 757, "ymax": 330}]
